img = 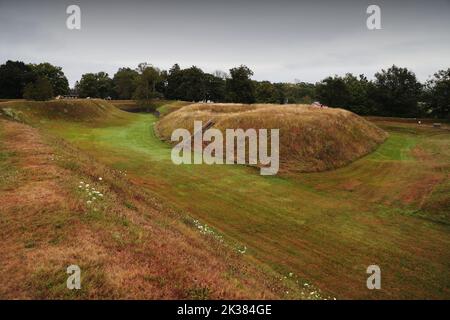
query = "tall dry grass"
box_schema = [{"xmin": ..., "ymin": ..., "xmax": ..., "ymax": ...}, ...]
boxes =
[{"xmin": 157, "ymin": 103, "xmax": 388, "ymax": 173}]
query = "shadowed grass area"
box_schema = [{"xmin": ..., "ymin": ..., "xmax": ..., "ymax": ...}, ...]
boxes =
[
  {"xmin": 1, "ymin": 100, "xmax": 449, "ymax": 299},
  {"xmin": 110, "ymin": 99, "xmax": 191, "ymax": 115}
]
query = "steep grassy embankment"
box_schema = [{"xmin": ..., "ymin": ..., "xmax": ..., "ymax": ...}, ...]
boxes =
[
  {"xmin": 0, "ymin": 99, "xmax": 128, "ymax": 124},
  {"xmin": 156, "ymin": 103, "xmax": 388, "ymax": 173}
]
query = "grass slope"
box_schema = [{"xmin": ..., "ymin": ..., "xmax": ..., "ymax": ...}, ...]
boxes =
[
  {"xmin": 1, "ymin": 100, "xmax": 449, "ymax": 299},
  {"xmin": 156, "ymin": 103, "xmax": 388, "ymax": 173},
  {"xmin": 0, "ymin": 103, "xmax": 302, "ymax": 299}
]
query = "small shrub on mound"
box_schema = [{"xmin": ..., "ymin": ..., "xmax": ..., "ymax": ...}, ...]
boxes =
[{"xmin": 156, "ymin": 103, "xmax": 388, "ymax": 173}]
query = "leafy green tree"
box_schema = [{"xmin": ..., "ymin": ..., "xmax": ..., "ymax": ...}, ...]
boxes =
[
  {"xmin": 76, "ymin": 73, "xmax": 98, "ymax": 97},
  {"xmin": 96, "ymin": 72, "xmax": 114, "ymax": 98},
  {"xmin": 0, "ymin": 60, "xmax": 36, "ymax": 98},
  {"xmin": 372, "ymin": 65, "xmax": 422, "ymax": 117},
  {"xmin": 166, "ymin": 65, "xmax": 206, "ymax": 101},
  {"xmin": 316, "ymin": 75, "xmax": 351, "ymax": 107},
  {"xmin": 156, "ymin": 69, "xmax": 168, "ymax": 97},
  {"xmin": 177, "ymin": 66, "xmax": 205, "ymax": 101},
  {"xmin": 166, "ymin": 63, "xmax": 182, "ymax": 100},
  {"xmin": 76, "ymin": 72, "xmax": 113, "ymax": 98},
  {"xmin": 204, "ymin": 73, "xmax": 226, "ymax": 102},
  {"xmin": 23, "ymin": 77, "xmax": 54, "ymax": 101},
  {"xmin": 226, "ymin": 65, "xmax": 255, "ymax": 103},
  {"xmin": 315, "ymin": 74, "xmax": 379, "ymax": 115},
  {"xmin": 29, "ymin": 63, "xmax": 69, "ymax": 96},
  {"xmin": 424, "ymin": 69, "xmax": 450, "ymax": 119},
  {"xmin": 342, "ymin": 74, "xmax": 377, "ymax": 115},
  {"xmin": 273, "ymin": 83, "xmax": 290, "ymax": 104},
  {"xmin": 133, "ymin": 63, "xmax": 162, "ymax": 100},
  {"xmin": 283, "ymin": 82, "xmax": 316, "ymax": 104},
  {"xmin": 112, "ymin": 67, "xmax": 139, "ymax": 99},
  {"xmin": 255, "ymin": 81, "xmax": 277, "ymax": 103}
]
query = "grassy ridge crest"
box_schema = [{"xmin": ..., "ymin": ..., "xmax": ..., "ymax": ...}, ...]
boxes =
[{"xmin": 157, "ymin": 103, "xmax": 388, "ymax": 173}]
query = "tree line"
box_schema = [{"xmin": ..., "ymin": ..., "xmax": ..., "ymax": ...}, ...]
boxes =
[
  {"xmin": 0, "ymin": 60, "xmax": 448, "ymax": 119},
  {"xmin": 0, "ymin": 61, "xmax": 69, "ymax": 101}
]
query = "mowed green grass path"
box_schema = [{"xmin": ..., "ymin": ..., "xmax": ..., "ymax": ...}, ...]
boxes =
[{"xmin": 44, "ymin": 111, "xmax": 450, "ymax": 299}]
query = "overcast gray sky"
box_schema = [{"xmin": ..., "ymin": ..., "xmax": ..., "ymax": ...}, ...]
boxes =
[{"xmin": 1, "ymin": 0, "xmax": 449, "ymax": 86}]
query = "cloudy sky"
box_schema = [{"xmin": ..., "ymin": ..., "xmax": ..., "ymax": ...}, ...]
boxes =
[{"xmin": 1, "ymin": 0, "xmax": 449, "ymax": 86}]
